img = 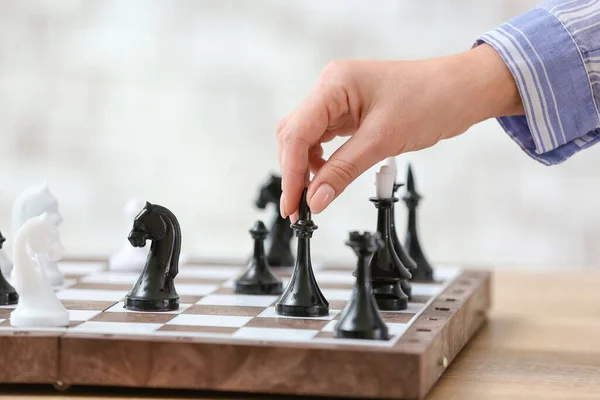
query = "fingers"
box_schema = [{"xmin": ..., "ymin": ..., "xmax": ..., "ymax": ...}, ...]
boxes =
[
  {"xmin": 277, "ymin": 94, "xmax": 329, "ymax": 218},
  {"xmin": 308, "ymin": 145, "xmax": 326, "ymax": 175},
  {"xmin": 306, "ymin": 114, "xmax": 389, "ymax": 214}
]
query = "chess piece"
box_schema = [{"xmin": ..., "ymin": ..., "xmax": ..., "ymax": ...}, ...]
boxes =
[
  {"xmin": 369, "ymin": 166, "xmax": 411, "ymax": 311},
  {"xmin": 11, "ymin": 182, "xmax": 64, "ymax": 288},
  {"xmin": 234, "ymin": 221, "xmax": 284, "ymax": 295},
  {"xmin": 386, "ymin": 157, "xmax": 416, "ymax": 299},
  {"xmin": 403, "ymin": 164, "xmax": 434, "ymax": 281},
  {"xmin": 255, "ymin": 174, "xmax": 295, "ymax": 267},
  {"xmin": 109, "ymin": 199, "xmax": 150, "ymax": 271},
  {"xmin": 110, "ymin": 199, "xmax": 189, "ymax": 271},
  {"xmin": 275, "ymin": 188, "xmax": 329, "ymax": 317},
  {"xmin": 124, "ymin": 202, "xmax": 181, "ymax": 312},
  {"xmin": 334, "ymin": 231, "xmax": 389, "ymax": 340},
  {"xmin": 10, "ymin": 213, "xmax": 68, "ymax": 327},
  {"xmin": 0, "ymin": 230, "xmax": 12, "ymax": 277},
  {"xmin": 0, "ymin": 231, "xmax": 18, "ymax": 306}
]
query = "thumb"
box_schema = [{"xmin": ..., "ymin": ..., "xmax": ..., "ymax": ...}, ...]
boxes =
[{"xmin": 306, "ymin": 117, "xmax": 389, "ymax": 214}]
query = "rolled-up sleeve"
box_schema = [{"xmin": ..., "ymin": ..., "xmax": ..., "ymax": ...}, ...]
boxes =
[{"xmin": 475, "ymin": 0, "xmax": 600, "ymax": 165}]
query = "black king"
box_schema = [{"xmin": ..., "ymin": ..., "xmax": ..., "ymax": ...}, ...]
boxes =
[
  {"xmin": 403, "ymin": 164, "xmax": 434, "ymax": 281},
  {"xmin": 369, "ymin": 193, "xmax": 412, "ymax": 311},
  {"xmin": 274, "ymin": 188, "xmax": 329, "ymax": 317}
]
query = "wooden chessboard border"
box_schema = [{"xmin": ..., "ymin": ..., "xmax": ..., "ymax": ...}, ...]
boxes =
[{"xmin": 0, "ymin": 258, "xmax": 491, "ymax": 400}]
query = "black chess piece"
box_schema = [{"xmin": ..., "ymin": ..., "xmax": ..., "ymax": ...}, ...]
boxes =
[
  {"xmin": 369, "ymin": 196, "xmax": 411, "ymax": 311},
  {"xmin": 0, "ymin": 231, "xmax": 18, "ymax": 306},
  {"xmin": 391, "ymin": 182, "xmax": 416, "ymax": 298},
  {"xmin": 255, "ymin": 174, "xmax": 295, "ymax": 267},
  {"xmin": 124, "ymin": 202, "xmax": 180, "ymax": 311},
  {"xmin": 403, "ymin": 164, "xmax": 434, "ymax": 282},
  {"xmin": 275, "ymin": 188, "xmax": 329, "ymax": 317},
  {"xmin": 234, "ymin": 221, "xmax": 284, "ymax": 295},
  {"xmin": 333, "ymin": 231, "xmax": 389, "ymax": 341}
]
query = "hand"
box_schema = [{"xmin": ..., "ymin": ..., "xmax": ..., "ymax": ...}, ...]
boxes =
[{"xmin": 277, "ymin": 43, "xmax": 523, "ymax": 220}]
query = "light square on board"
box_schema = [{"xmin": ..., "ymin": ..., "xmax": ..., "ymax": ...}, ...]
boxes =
[
  {"xmin": 320, "ymin": 288, "xmax": 353, "ymax": 301},
  {"xmin": 105, "ymin": 302, "xmax": 191, "ymax": 314},
  {"xmin": 257, "ymin": 307, "xmax": 341, "ymax": 321},
  {"xmin": 80, "ymin": 272, "xmax": 139, "ymax": 284},
  {"xmin": 244, "ymin": 317, "xmax": 329, "ymax": 331},
  {"xmin": 167, "ymin": 314, "xmax": 252, "ymax": 328},
  {"xmin": 321, "ymin": 320, "xmax": 409, "ymax": 336},
  {"xmin": 157, "ymin": 325, "xmax": 238, "ymax": 335},
  {"xmin": 175, "ymin": 283, "xmax": 220, "ymax": 296},
  {"xmin": 232, "ymin": 327, "xmax": 319, "ymax": 341},
  {"xmin": 312, "ymin": 271, "xmax": 356, "ymax": 284},
  {"xmin": 56, "ymin": 289, "xmax": 127, "ymax": 302},
  {"xmin": 197, "ymin": 294, "xmax": 278, "ymax": 307},
  {"xmin": 70, "ymin": 321, "xmax": 162, "ymax": 335},
  {"xmin": 61, "ymin": 300, "xmax": 117, "ymax": 311},
  {"xmin": 411, "ymin": 283, "xmax": 445, "ymax": 297}
]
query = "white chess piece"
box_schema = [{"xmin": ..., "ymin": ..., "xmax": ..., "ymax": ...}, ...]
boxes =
[
  {"xmin": 11, "ymin": 182, "xmax": 64, "ymax": 287},
  {"xmin": 10, "ymin": 213, "xmax": 69, "ymax": 328},
  {"xmin": 109, "ymin": 198, "xmax": 150, "ymax": 271},
  {"xmin": 376, "ymin": 165, "xmax": 394, "ymax": 199},
  {"xmin": 384, "ymin": 157, "xmax": 398, "ymax": 183},
  {"xmin": 109, "ymin": 198, "xmax": 189, "ymax": 271}
]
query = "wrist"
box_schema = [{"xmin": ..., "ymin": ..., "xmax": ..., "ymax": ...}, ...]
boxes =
[
  {"xmin": 461, "ymin": 43, "xmax": 524, "ymax": 122},
  {"xmin": 436, "ymin": 43, "xmax": 524, "ymax": 130}
]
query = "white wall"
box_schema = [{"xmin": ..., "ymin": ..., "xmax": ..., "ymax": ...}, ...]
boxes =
[{"xmin": 2, "ymin": 0, "xmax": 596, "ymax": 270}]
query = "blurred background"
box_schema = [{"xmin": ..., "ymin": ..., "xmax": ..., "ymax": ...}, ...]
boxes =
[{"xmin": 1, "ymin": 0, "xmax": 596, "ymax": 270}]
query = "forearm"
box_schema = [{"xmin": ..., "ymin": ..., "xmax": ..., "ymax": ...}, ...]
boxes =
[{"xmin": 474, "ymin": 0, "xmax": 600, "ymax": 165}]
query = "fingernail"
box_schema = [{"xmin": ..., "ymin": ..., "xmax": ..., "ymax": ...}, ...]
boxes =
[
  {"xmin": 310, "ymin": 183, "xmax": 335, "ymax": 214},
  {"xmin": 280, "ymin": 194, "xmax": 287, "ymax": 218},
  {"xmin": 290, "ymin": 211, "xmax": 299, "ymax": 224}
]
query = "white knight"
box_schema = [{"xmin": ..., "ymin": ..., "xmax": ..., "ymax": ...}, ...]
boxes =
[
  {"xmin": 10, "ymin": 213, "xmax": 69, "ymax": 327},
  {"xmin": 11, "ymin": 182, "xmax": 64, "ymax": 287}
]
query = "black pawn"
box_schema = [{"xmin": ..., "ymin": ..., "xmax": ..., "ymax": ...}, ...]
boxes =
[
  {"xmin": 0, "ymin": 232, "xmax": 18, "ymax": 306},
  {"xmin": 391, "ymin": 182, "xmax": 416, "ymax": 299},
  {"xmin": 234, "ymin": 221, "xmax": 283, "ymax": 295},
  {"xmin": 403, "ymin": 164, "xmax": 434, "ymax": 281},
  {"xmin": 369, "ymin": 196, "xmax": 411, "ymax": 311},
  {"xmin": 334, "ymin": 231, "xmax": 389, "ymax": 341},
  {"xmin": 275, "ymin": 188, "xmax": 329, "ymax": 317}
]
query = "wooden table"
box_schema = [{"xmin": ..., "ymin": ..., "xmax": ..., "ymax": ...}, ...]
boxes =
[{"xmin": 1, "ymin": 269, "xmax": 599, "ymax": 400}]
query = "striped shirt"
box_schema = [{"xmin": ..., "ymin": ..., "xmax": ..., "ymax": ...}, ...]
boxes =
[{"xmin": 476, "ymin": 0, "xmax": 600, "ymax": 165}]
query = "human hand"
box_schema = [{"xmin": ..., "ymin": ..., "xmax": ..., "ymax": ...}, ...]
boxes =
[{"xmin": 277, "ymin": 43, "xmax": 523, "ymax": 220}]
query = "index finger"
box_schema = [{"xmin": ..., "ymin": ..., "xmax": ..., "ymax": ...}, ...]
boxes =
[{"xmin": 278, "ymin": 93, "xmax": 329, "ymax": 218}]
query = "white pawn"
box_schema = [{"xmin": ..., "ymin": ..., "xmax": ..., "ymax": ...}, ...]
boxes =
[
  {"xmin": 375, "ymin": 165, "xmax": 394, "ymax": 199},
  {"xmin": 11, "ymin": 182, "xmax": 64, "ymax": 288},
  {"xmin": 109, "ymin": 199, "xmax": 150, "ymax": 271},
  {"xmin": 10, "ymin": 213, "xmax": 69, "ymax": 328},
  {"xmin": 384, "ymin": 157, "xmax": 398, "ymax": 184}
]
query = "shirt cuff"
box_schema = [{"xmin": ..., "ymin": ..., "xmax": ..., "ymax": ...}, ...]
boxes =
[{"xmin": 475, "ymin": 5, "xmax": 600, "ymax": 165}]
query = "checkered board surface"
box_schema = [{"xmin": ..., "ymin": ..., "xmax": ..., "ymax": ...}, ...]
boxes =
[{"xmin": 0, "ymin": 258, "xmax": 462, "ymax": 347}]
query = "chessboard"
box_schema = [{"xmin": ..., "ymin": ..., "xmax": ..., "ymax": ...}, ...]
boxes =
[{"xmin": 0, "ymin": 255, "xmax": 491, "ymax": 400}]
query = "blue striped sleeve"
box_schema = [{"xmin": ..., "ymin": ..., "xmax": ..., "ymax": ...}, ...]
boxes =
[{"xmin": 475, "ymin": 0, "xmax": 600, "ymax": 165}]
